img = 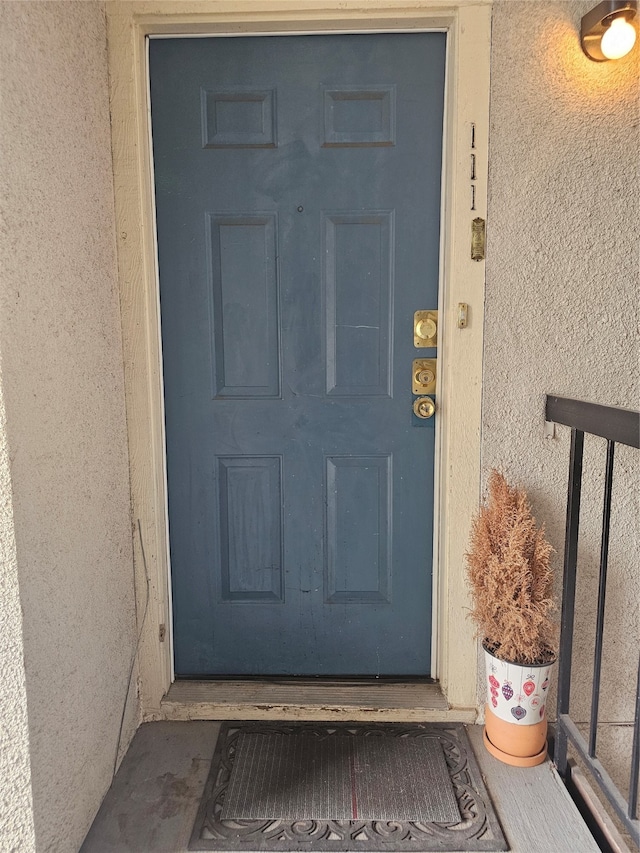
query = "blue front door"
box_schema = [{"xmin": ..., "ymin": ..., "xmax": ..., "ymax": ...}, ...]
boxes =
[{"xmin": 150, "ymin": 33, "xmax": 446, "ymax": 676}]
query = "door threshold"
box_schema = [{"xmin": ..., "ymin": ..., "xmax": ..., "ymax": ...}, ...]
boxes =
[{"xmin": 158, "ymin": 679, "xmax": 477, "ymax": 723}]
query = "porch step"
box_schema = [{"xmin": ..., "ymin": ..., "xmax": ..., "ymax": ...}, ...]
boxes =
[
  {"xmin": 159, "ymin": 679, "xmax": 476, "ymax": 723},
  {"xmin": 467, "ymin": 725, "xmax": 600, "ymax": 853},
  {"xmin": 81, "ymin": 721, "xmax": 601, "ymax": 853}
]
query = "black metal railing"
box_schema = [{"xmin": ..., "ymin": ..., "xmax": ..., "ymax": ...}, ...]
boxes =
[{"xmin": 546, "ymin": 395, "xmax": 640, "ymax": 841}]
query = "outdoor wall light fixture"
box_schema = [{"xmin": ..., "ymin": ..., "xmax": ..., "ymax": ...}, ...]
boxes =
[{"xmin": 581, "ymin": 0, "xmax": 638, "ymax": 60}]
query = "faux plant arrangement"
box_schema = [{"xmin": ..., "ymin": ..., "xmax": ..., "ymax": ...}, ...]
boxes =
[{"xmin": 466, "ymin": 469, "xmax": 557, "ymax": 767}]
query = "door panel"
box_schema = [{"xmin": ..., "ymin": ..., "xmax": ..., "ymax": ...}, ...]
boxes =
[
  {"xmin": 208, "ymin": 213, "xmax": 280, "ymax": 397},
  {"xmin": 326, "ymin": 455, "xmax": 391, "ymax": 603},
  {"xmin": 150, "ymin": 33, "xmax": 446, "ymax": 676},
  {"xmin": 218, "ymin": 456, "xmax": 283, "ymax": 602},
  {"xmin": 324, "ymin": 213, "xmax": 393, "ymax": 396}
]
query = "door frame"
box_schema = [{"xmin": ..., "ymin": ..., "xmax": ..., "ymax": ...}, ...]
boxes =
[{"xmin": 106, "ymin": 0, "xmax": 491, "ymax": 718}]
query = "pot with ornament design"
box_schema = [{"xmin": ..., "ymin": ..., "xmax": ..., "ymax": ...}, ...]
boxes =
[{"xmin": 483, "ymin": 642, "xmax": 555, "ymax": 767}]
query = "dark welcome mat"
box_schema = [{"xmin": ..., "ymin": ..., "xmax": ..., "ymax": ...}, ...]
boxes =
[
  {"xmin": 190, "ymin": 723, "xmax": 507, "ymax": 851},
  {"xmin": 222, "ymin": 731, "xmax": 459, "ymax": 823}
]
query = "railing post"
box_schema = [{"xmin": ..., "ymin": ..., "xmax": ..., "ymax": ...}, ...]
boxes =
[
  {"xmin": 588, "ymin": 440, "xmax": 615, "ymax": 758},
  {"xmin": 554, "ymin": 426, "xmax": 584, "ymax": 779}
]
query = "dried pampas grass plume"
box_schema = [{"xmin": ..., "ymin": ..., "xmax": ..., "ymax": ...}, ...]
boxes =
[{"xmin": 465, "ymin": 470, "xmax": 556, "ymax": 665}]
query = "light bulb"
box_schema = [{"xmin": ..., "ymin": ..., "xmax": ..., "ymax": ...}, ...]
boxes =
[{"xmin": 600, "ymin": 15, "xmax": 637, "ymax": 59}]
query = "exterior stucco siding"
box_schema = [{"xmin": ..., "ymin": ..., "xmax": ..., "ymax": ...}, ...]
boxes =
[
  {"xmin": 0, "ymin": 382, "xmax": 36, "ymax": 853},
  {"xmin": 485, "ymin": 0, "xmax": 639, "ymax": 793},
  {"xmin": 0, "ymin": 2, "xmax": 138, "ymax": 851}
]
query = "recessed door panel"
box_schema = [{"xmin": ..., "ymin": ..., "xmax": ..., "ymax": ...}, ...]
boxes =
[
  {"xmin": 324, "ymin": 213, "xmax": 393, "ymax": 397},
  {"xmin": 207, "ymin": 214, "xmax": 280, "ymax": 398},
  {"xmin": 325, "ymin": 455, "xmax": 391, "ymax": 603},
  {"xmin": 217, "ymin": 456, "xmax": 283, "ymax": 602},
  {"xmin": 323, "ymin": 86, "xmax": 396, "ymax": 147},
  {"xmin": 202, "ymin": 89, "xmax": 278, "ymax": 149}
]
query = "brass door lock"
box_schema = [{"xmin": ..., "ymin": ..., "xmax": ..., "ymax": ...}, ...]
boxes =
[
  {"xmin": 412, "ymin": 358, "xmax": 437, "ymax": 395},
  {"xmin": 414, "ymin": 310, "xmax": 438, "ymax": 347},
  {"xmin": 413, "ymin": 396, "xmax": 436, "ymax": 419}
]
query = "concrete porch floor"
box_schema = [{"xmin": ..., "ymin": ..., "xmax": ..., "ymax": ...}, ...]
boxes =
[{"xmin": 80, "ymin": 722, "xmax": 600, "ymax": 853}]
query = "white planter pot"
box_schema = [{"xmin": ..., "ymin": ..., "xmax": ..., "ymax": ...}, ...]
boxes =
[{"xmin": 483, "ymin": 643, "xmax": 554, "ymax": 726}]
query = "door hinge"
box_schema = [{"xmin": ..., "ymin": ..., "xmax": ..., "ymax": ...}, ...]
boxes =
[{"xmin": 159, "ymin": 624, "xmax": 166, "ymax": 643}]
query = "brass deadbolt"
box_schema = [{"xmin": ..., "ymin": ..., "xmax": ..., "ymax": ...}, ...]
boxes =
[
  {"xmin": 413, "ymin": 396, "xmax": 436, "ymax": 419},
  {"xmin": 416, "ymin": 317, "xmax": 437, "ymax": 340},
  {"xmin": 414, "ymin": 310, "xmax": 438, "ymax": 347},
  {"xmin": 412, "ymin": 358, "xmax": 437, "ymax": 395}
]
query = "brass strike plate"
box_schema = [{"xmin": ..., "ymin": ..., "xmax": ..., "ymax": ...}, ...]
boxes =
[
  {"xmin": 414, "ymin": 310, "xmax": 438, "ymax": 347},
  {"xmin": 471, "ymin": 217, "xmax": 486, "ymax": 261},
  {"xmin": 412, "ymin": 358, "xmax": 437, "ymax": 395}
]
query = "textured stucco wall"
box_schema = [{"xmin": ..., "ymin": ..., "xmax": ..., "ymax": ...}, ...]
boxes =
[
  {"xmin": 0, "ymin": 3, "xmax": 138, "ymax": 851},
  {"xmin": 485, "ymin": 0, "xmax": 639, "ymax": 791},
  {"xmin": 0, "ymin": 380, "xmax": 36, "ymax": 853}
]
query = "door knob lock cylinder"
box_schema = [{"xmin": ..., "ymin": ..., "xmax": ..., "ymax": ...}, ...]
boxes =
[{"xmin": 413, "ymin": 396, "xmax": 436, "ymax": 419}]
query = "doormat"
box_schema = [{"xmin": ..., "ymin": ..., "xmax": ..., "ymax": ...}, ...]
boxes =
[
  {"xmin": 222, "ymin": 731, "xmax": 459, "ymax": 822},
  {"xmin": 189, "ymin": 723, "xmax": 507, "ymax": 852}
]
